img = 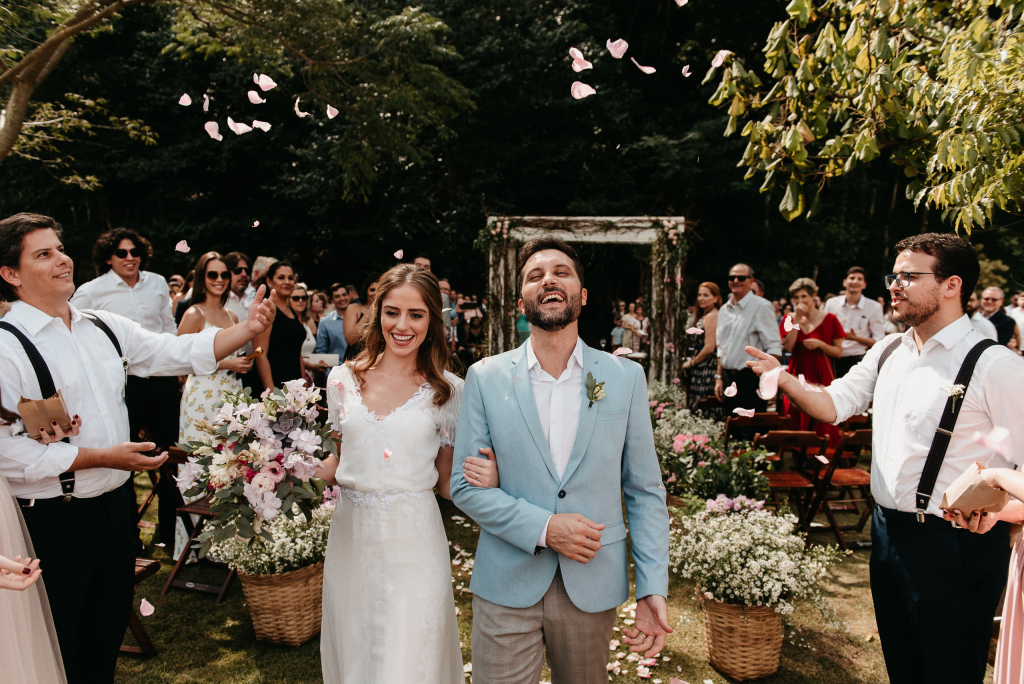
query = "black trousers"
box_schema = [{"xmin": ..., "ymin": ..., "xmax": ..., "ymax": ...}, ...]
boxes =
[
  {"xmin": 834, "ymin": 354, "xmax": 865, "ymax": 378},
  {"xmin": 21, "ymin": 487, "xmax": 136, "ymax": 684},
  {"xmin": 126, "ymin": 375, "xmax": 181, "ymax": 544},
  {"xmin": 871, "ymin": 505, "xmax": 1010, "ymax": 684}
]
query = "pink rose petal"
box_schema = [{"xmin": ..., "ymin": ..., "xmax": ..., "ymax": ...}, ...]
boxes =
[
  {"xmin": 175, "ymin": 240, "xmax": 190, "ymax": 253},
  {"xmin": 294, "ymin": 97, "xmax": 310, "ymax": 118},
  {"xmin": 631, "ymin": 57, "xmax": 656, "ymax": 74},
  {"xmin": 798, "ymin": 374, "xmax": 823, "ymax": 393},
  {"xmin": 666, "ymin": 342, "xmax": 675, "ymax": 352},
  {"xmin": 675, "ymin": 0, "xmax": 689, "ymax": 5},
  {"xmin": 973, "ymin": 426, "xmax": 1012, "ymax": 459},
  {"xmin": 139, "ymin": 598, "xmax": 154, "ymax": 616},
  {"xmin": 613, "ymin": 347, "xmax": 632, "ymax": 356},
  {"xmin": 733, "ymin": 407, "xmax": 756, "ymax": 418},
  {"xmin": 383, "ymin": 448, "xmax": 392, "ymax": 463},
  {"xmin": 686, "ymin": 327, "xmax": 704, "ymax": 335},
  {"xmin": 606, "ymin": 38, "xmax": 629, "ymax": 59},
  {"xmin": 572, "ymin": 57, "xmax": 593, "ymax": 72},
  {"xmin": 681, "ymin": 65, "xmax": 692, "ymax": 77},
  {"xmin": 724, "ymin": 382, "xmax": 737, "ymax": 397},
  {"xmin": 569, "ymin": 47, "xmax": 585, "ymax": 60},
  {"xmin": 247, "ymin": 91, "xmax": 266, "ymax": 104},
  {"xmin": 712, "ymin": 49, "xmax": 733, "ymax": 68},
  {"xmin": 253, "ymin": 221, "xmax": 259, "ymax": 227},
  {"xmin": 672, "ymin": 377, "xmax": 680, "ymax": 384},
  {"xmin": 203, "ymin": 94, "xmax": 209, "ymax": 112},
  {"xmin": 204, "ymin": 121, "xmax": 223, "ymax": 140},
  {"xmin": 783, "ymin": 315, "xmax": 796, "ymax": 332},
  {"xmin": 394, "ymin": 249, "xmax": 404, "ymax": 259},
  {"xmin": 226, "ymin": 117, "xmax": 252, "ymax": 135},
  {"xmin": 758, "ymin": 366, "xmax": 783, "ymax": 400},
  {"xmin": 571, "ymin": 81, "xmax": 597, "ymax": 99},
  {"xmin": 252, "ymin": 120, "xmax": 272, "ymax": 132},
  {"xmin": 253, "ymin": 73, "xmax": 259, "ymax": 84},
  {"xmin": 816, "ymin": 454, "xmax": 829, "ymax": 464},
  {"xmin": 178, "ymin": 94, "xmax": 192, "ymax": 106},
  {"xmin": 327, "ymin": 105, "xmax": 339, "ymax": 119},
  {"xmin": 257, "ymin": 74, "xmax": 277, "ymax": 91}
]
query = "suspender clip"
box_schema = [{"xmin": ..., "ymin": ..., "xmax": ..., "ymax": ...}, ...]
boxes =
[{"xmin": 916, "ymin": 509, "xmax": 926, "ymax": 523}]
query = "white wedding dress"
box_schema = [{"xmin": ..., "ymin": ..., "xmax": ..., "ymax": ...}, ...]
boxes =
[{"xmin": 321, "ymin": 364, "xmax": 464, "ymax": 684}]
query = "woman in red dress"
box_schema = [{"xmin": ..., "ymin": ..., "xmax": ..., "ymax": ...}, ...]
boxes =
[{"xmin": 780, "ymin": 278, "xmax": 846, "ymax": 445}]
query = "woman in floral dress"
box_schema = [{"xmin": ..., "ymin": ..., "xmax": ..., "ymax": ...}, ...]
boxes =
[
  {"xmin": 683, "ymin": 282, "xmax": 721, "ymax": 413},
  {"xmin": 173, "ymin": 252, "xmax": 253, "ymax": 561}
]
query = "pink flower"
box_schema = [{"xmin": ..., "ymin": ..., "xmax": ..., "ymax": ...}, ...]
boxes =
[
  {"xmin": 260, "ymin": 462, "xmax": 287, "ymax": 483},
  {"xmin": 251, "ymin": 472, "xmax": 275, "ymax": 493},
  {"xmin": 666, "ymin": 342, "xmax": 676, "ymax": 352},
  {"xmin": 672, "ymin": 377, "xmax": 681, "ymax": 385},
  {"xmin": 650, "ymin": 400, "xmax": 659, "ymax": 408}
]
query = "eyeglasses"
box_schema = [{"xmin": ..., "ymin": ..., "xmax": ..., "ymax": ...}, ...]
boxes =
[
  {"xmin": 727, "ymin": 275, "xmax": 750, "ymax": 282},
  {"xmin": 981, "ymin": 297, "xmax": 1002, "ymax": 302},
  {"xmin": 206, "ymin": 270, "xmax": 230, "ymax": 281},
  {"xmin": 290, "ymin": 295, "xmax": 309, "ymax": 302},
  {"xmin": 883, "ymin": 272, "xmax": 949, "ymax": 289},
  {"xmin": 113, "ymin": 248, "xmax": 142, "ymax": 259},
  {"xmin": 232, "ymin": 267, "xmax": 250, "ymax": 276}
]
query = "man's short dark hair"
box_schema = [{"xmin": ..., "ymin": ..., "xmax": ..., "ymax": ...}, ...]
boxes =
[
  {"xmin": 223, "ymin": 251, "xmax": 251, "ymax": 271},
  {"xmin": 894, "ymin": 233, "xmax": 979, "ymax": 311},
  {"xmin": 414, "ymin": 253, "xmax": 431, "ymax": 263},
  {"xmin": 846, "ymin": 266, "xmax": 866, "ymax": 278},
  {"xmin": 515, "ymin": 236, "xmax": 584, "ymax": 298},
  {"xmin": 92, "ymin": 227, "xmax": 152, "ymax": 275},
  {"xmin": 329, "ymin": 282, "xmax": 347, "ymax": 296},
  {"xmin": 0, "ymin": 213, "xmax": 62, "ymax": 302},
  {"xmin": 754, "ymin": 279, "xmax": 765, "ymax": 294}
]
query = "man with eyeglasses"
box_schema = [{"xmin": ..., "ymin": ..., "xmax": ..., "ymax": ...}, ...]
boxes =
[
  {"xmin": 745, "ymin": 233, "xmax": 1024, "ymax": 684},
  {"xmin": 979, "ymin": 286, "xmax": 1021, "ymax": 347},
  {"xmin": 966, "ymin": 291, "xmax": 998, "ymax": 341},
  {"xmin": 714, "ymin": 264, "xmax": 782, "ymax": 419}
]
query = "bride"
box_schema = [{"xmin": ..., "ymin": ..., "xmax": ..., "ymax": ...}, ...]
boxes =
[{"xmin": 316, "ymin": 264, "xmax": 498, "ymax": 683}]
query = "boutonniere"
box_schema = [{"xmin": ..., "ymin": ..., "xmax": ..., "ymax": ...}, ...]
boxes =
[
  {"xmin": 948, "ymin": 384, "xmax": 965, "ymax": 413},
  {"xmin": 585, "ymin": 372, "xmax": 606, "ymax": 410},
  {"xmin": 121, "ymin": 356, "xmax": 131, "ymax": 370}
]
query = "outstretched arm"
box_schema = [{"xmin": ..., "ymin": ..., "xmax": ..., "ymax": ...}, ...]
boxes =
[{"xmin": 745, "ymin": 346, "xmax": 839, "ymax": 423}]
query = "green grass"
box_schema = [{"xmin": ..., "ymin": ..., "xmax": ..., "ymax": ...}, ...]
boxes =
[{"xmin": 116, "ymin": 475, "xmax": 994, "ymax": 683}]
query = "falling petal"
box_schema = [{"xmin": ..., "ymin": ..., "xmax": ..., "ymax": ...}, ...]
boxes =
[
  {"xmin": 178, "ymin": 94, "xmax": 192, "ymax": 106},
  {"xmin": 816, "ymin": 454, "xmax": 829, "ymax": 464},
  {"xmin": 686, "ymin": 327, "xmax": 704, "ymax": 335},
  {"xmin": 799, "ymin": 374, "xmax": 823, "ymax": 393},
  {"xmin": 394, "ymin": 249, "xmax": 404, "ymax": 259},
  {"xmin": 631, "ymin": 57, "xmax": 656, "ymax": 74},
  {"xmin": 681, "ymin": 65, "xmax": 692, "ymax": 77},
  {"xmin": 733, "ymin": 407, "xmax": 756, "ymax": 418},
  {"xmin": 252, "ymin": 120, "xmax": 272, "ymax": 132},
  {"xmin": 294, "ymin": 97, "xmax": 310, "ymax": 118},
  {"xmin": 606, "ymin": 38, "xmax": 629, "ymax": 59},
  {"xmin": 572, "ymin": 57, "xmax": 594, "ymax": 72},
  {"xmin": 571, "ymin": 81, "xmax": 597, "ymax": 99},
  {"xmin": 175, "ymin": 240, "xmax": 190, "ymax": 253},
  {"xmin": 758, "ymin": 366, "xmax": 783, "ymax": 400},
  {"xmin": 783, "ymin": 315, "xmax": 796, "ymax": 332},
  {"xmin": 569, "ymin": 47, "xmax": 584, "ymax": 60},
  {"xmin": 226, "ymin": 117, "xmax": 252, "ymax": 135},
  {"xmin": 724, "ymin": 382, "xmax": 738, "ymax": 398},
  {"xmin": 247, "ymin": 91, "xmax": 266, "ymax": 104},
  {"xmin": 712, "ymin": 49, "xmax": 734, "ymax": 68},
  {"xmin": 253, "ymin": 221, "xmax": 259, "ymax": 227},
  {"xmin": 613, "ymin": 347, "xmax": 632, "ymax": 356},
  {"xmin": 327, "ymin": 105, "xmax": 339, "ymax": 119},
  {"xmin": 203, "ymin": 94, "xmax": 209, "ymax": 112},
  {"xmin": 139, "ymin": 599, "xmax": 155, "ymax": 617},
  {"xmin": 675, "ymin": 0, "xmax": 689, "ymax": 5},
  {"xmin": 253, "ymin": 73, "xmax": 259, "ymax": 84},
  {"xmin": 383, "ymin": 448, "xmax": 392, "ymax": 462},
  {"xmin": 972, "ymin": 426, "xmax": 1012, "ymax": 459},
  {"xmin": 257, "ymin": 74, "xmax": 277, "ymax": 91},
  {"xmin": 203, "ymin": 121, "xmax": 222, "ymax": 141}
]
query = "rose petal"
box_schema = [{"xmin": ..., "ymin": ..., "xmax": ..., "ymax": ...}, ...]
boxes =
[
  {"xmin": 327, "ymin": 105, "xmax": 339, "ymax": 119},
  {"xmin": 973, "ymin": 426, "xmax": 1013, "ymax": 459},
  {"xmin": 675, "ymin": 0, "xmax": 689, "ymax": 5},
  {"xmin": 203, "ymin": 94, "xmax": 209, "ymax": 112},
  {"xmin": 394, "ymin": 249, "xmax": 404, "ymax": 259},
  {"xmin": 613, "ymin": 347, "xmax": 632, "ymax": 356},
  {"xmin": 631, "ymin": 57, "xmax": 656, "ymax": 74},
  {"xmin": 294, "ymin": 97, "xmax": 310, "ymax": 118},
  {"xmin": 226, "ymin": 117, "xmax": 252, "ymax": 135},
  {"xmin": 798, "ymin": 374, "xmax": 823, "ymax": 393},
  {"xmin": 572, "ymin": 57, "xmax": 593, "ymax": 72},
  {"xmin": 178, "ymin": 94, "xmax": 192, "ymax": 106},
  {"xmin": 139, "ymin": 598, "xmax": 155, "ymax": 616},
  {"xmin": 606, "ymin": 38, "xmax": 629, "ymax": 59},
  {"xmin": 252, "ymin": 120, "xmax": 272, "ymax": 132},
  {"xmin": 712, "ymin": 49, "xmax": 733, "ymax": 68},
  {"xmin": 203, "ymin": 121, "xmax": 222, "ymax": 141},
  {"xmin": 383, "ymin": 448, "xmax": 392, "ymax": 462},
  {"xmin": 253, "ymin": 73, "xmax": 259, "ymax": 84},
  {"xmin": 816, "ymin": 454, "xmax": 829, "ymax": 464},
  {"xmin": 681, "ymin": 65, "xmax": 692, "ymax": 77},
  {"xmin": 758, "ymin": 366, "xmax": 783, "ymax": 400},
  {"xmin": 257, "ymin": 74, "xmax": 277, "ymax": 91},
  {"xmin": 571, "ymin": 81, "xmax": 597, "ymax": 99},
  {"xmin": 569, "ymin": 47, "xmax": 584, "ymax": 60},
  {"xmin": 783, "ymin": 315, "xmax": 796, "ymax": 332},
  {"xmin": 686, "ymin": 327, "xmax": 703, "ymax": 335},
  {"xmin": 724, "ymin": 382, "xmax": 737, "ymax": 398},
  {"xmin": 733, "ymin": 407, "xmax": 756, "ymax": 418},
  {"xmin": 175, "ymin": 240, "xmax": 190, "ymax": 253},
  {"xmin": 247, "ymin": 91, "xmax": 266, "ymax": 104},
  {"xmin": 253, "ymin": 221, "xmax": 259, "ymax": 227}
]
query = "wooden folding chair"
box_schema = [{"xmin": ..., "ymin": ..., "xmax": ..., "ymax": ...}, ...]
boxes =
[
  {"xmin": 694, "ymin": 395, "xmax": 722, "ymax": 415},
  {"xmin": 754, "ymin": 431, "xmax": 830, "ymax": 534},
  {"xmin": 121, "ymin": 558, "xmax": 161, "ymax": 658},
  {"xmin": 723, "ymin": 413, "xmax": 788, "ymax": 450},
  {"xmin": 804, "ymin": 430, "xmax": 874, "ymax": 550},
  {"xmin": 160, "ymin": 496, "xmax": 236, "ymax": 605}
]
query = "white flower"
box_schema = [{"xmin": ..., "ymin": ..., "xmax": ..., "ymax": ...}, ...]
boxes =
[
  {"xmin": 288, "ymin": 428, "xmax": 322, "ymax": 454},
  {"xmin": 284, "ymin": 453, "xmax": 319, "ymax": 480},
  {"xmin": 214, "ymin": 402, "xmax": 235, "ymax": 424},
  {"xmin": 174, "ymin": 458, "xmax": 204, "ymax": 492},
  {"xmin": 255, "ymin": 491, "xmax": 282, "ymax": 520},
  {"xmin": 243, "ymin": 480, "xmax": 263, "ymax": 508},
  {"xmin": 251, "ymin": 472, "xmax": 276, "ymax": 493}
]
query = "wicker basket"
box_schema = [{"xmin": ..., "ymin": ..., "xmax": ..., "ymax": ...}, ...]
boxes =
[
  {"xmin": 238, "ymin": 562, "xmax": 324, "ymax": 646},
  {"xmin": 701, "ymin": 595, "xmax": 783, "ymax": 681}
]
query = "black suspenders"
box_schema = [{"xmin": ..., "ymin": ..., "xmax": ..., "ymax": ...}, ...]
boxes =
[
  {"xmin": 876, "ymin": 335, "xmax": 998, "ymax": 521},
  {"xmin": 0, "ymin": 313, "xmax": 124, "ymax": 499}
]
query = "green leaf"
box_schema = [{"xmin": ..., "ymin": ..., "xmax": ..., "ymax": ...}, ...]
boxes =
[{"xmin": 779, "ymin": 178, "xmax": 805, "ymax": 222}]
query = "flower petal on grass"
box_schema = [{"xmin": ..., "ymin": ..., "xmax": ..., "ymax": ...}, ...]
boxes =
[
  {"xmin": 631, "ymin": 57, "xmax": 656, "ymax": 74},
  {"xmin": 973, "ymin": 426, "xmax": 1012, "ymax": 459},
  {"xmin": 733, "ymin": 407, "xmax": 756, "ymax": 418},
  {"xmin": 294, "ymin": 97, "xmax": 310, "ymax": 118},
  {"xmin": 247, "ymin": 91, "xmax": 266, "ymax": 104},
  {"xmin": 712, "ymin": 49, "xmax": 733, "ymax": 68},
  {"xmin": 139, "ymin": 599, "xmax": 154, "ymax": 617},
  {"xmin": 686, "ymin": 327, "xmax": 703, "ymax": 335},
  {"xmin": 606, "ymin": 38, "xmax": 629, "ymax": 59},
  {"xmin": 394, "ymin": 249, "xmax": 404, "ymax": 259},
  {"xmin": 175, "ymin": 240, "xmax": 190, "ymax": 253},
  {"xmin": 178, "ymin": 94, "xmax": 192, "ymax": 106},
  {"xmin": 613, "ymin": 347, "xmax": 632, "ymax": 356},
  {"xmin": 327, "ymin": 105, "xmax": 339, "ymax": 119},
  {"xmin": 571, "ymin": 81, "xmax": 597, "ymax": 99},
  {"xmin": 203, "ymin": 121, "xmax": 222, "ymax": 141},
  {"xmin": 724, "ymin": 382, "xmax": 737, "ymax": 397},
  {"xmin": 252, "ymin": 120, "xmax": 271, "ymax": 132},
  {"xmin": 257, "ymin": 74, "xmax": 277, "ymax": 91}
]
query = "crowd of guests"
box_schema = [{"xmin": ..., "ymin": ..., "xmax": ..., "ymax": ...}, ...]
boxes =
[{"xmin": 609, "ymin": 298, "xmax": 649, "ymax": 352}]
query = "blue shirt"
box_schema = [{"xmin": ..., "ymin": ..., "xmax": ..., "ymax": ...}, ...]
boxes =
[{"xmin": 315, "ymin": 310, "xmax": 348, "ymax": 358}]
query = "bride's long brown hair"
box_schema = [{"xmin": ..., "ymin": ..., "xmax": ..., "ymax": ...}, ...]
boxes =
[{"xmin": 349, "ymin": 264, "xmax": 453, "ymax": 407}]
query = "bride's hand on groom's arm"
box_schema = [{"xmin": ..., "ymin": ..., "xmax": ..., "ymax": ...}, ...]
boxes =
[
  {"xmin": 464, "ymin": 447, "xmax": 499, "ymax": 488},
  {"xmin": 623, "ymin": 594, "xmax": 672, "ymax": 657},
  {"xmin": 545, "ymin": 514, "xmax": 604, "ymax": 564}
]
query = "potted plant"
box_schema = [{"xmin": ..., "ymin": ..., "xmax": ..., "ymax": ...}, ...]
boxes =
[{"xmin": 669, "ymin": 506, "xmax": 846, "ymax": 680}]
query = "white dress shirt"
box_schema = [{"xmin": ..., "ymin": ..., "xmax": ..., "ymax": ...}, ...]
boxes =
[
  {"xmin": 70, "ymin": 269, "xmax": 176, "ymax": 334},
  {"xmin": 716, "ymin": 293, "xmax": 782, "ymax": 370},
  {"xmin": 823, "ymin": 294, "xmax": 885, "ymax": 357},
  {"xmin": 0, "ymin": 301, "xmax": 220, "ymax": 499},
  {"xmin": 970, "ymin": 311, "xmax": 998, "ymax": 341},
  {"xmin": 826, "ymin": 315, "xmax": 1024, "ymax": 518},
  {"xmin": 525, "ymin": 337, "xmax": 584, "ymax": 546}
]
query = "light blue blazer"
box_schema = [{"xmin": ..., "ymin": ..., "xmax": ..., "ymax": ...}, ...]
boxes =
[{"xmin": 451, "ymin": 342, "xmax": 669, "ymax": 613}]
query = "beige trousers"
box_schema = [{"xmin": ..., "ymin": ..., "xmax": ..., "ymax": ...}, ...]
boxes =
[{"xmin": 470, "ymin": 568, "xmax": 617, "ymax": 684}]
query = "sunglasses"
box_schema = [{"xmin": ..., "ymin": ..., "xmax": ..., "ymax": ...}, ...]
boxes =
[
  {"xmin": 727, "ymin": 275, "xmax": 750, "ymax": 282},
  {"xmin": 206, "ymin": 270, "xmax": 230, "ymax": 281},
  {"xmin": 290, "ymin": 295, "xmax": 309, "ymax": 302},
  {"xmin": 232, "ymin": 267, "xmax": 250, "ymax": 276},
  {"xmin": 114, "ymin": 248, "xmax": 142, "ymax": 259}
]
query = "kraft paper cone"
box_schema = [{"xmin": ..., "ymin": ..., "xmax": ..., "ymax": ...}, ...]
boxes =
[
  {"xmin": 18, "ymin": 391, "xmax": 72, "ymax": 441},
  {"xmin": 940, "ymin": 462, "xmax": 1009, "ymax": 515}
]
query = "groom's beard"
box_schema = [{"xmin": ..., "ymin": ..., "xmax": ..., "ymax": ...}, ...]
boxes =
[{"xmin": 523, "ymin": 287, "xmax": 582, "ymax": 332}]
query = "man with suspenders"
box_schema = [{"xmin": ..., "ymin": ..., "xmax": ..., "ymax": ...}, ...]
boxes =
[
  {"xmin": 0, "ymin": 213, "xmax": 277, "ymax": 683},
  {"xmin": 746, "ymin": 233, "xmax": 1024, "ymax": 683}
]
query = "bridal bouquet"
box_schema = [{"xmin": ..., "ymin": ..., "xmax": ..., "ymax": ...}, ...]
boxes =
[{"xmin": 176, "ymin": 380, "xmax": 340, "ymax": 558}]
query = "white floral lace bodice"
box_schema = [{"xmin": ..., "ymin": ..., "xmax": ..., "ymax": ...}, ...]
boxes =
[{"xmin": 325, "ymin": 364, "xmax": 463, "ymax": 494}]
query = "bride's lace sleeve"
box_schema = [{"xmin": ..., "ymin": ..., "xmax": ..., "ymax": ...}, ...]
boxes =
[
  {"xmin": 436, "ymin": 372, "xmax": 465, "ymax": 448},
  {"xmin": 325, "ymin": 364, "xmax": 350, "ymax": 432}
]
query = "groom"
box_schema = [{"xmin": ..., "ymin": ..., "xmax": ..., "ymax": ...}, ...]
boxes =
[{"xmin": 452, "ymin": 236, "xmax": 671, "ymax": 684}]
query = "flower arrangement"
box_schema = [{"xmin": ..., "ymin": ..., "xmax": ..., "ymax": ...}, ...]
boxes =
[
  {"xmin": 699, "ymin": 493, "xmax": 766, "ymax": 520},
  {"xmin": 175, "ymin": 380, "xmax": 340, "ymax": 558},
  {"xmin": 669, "ymin": 508, "xmax": 847, "ymax": 628},
  {"xmin": 652, "ymin": 403, "xmax": 723, "ymax": 450},
  {"xmin": 647, "ymin": 380, "xmax": 688, "ymax": 407}
]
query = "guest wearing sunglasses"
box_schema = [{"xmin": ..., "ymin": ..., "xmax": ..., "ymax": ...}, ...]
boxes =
[
  {"xmin": 71, "ymin": 228, "xmax": 181, "ymax": 551},
  {"xmin": 714, "ymin": 263, "xmax": 782, "ymax": 423},
  {"xmin": 253, "ymin": 261, "xmax": 307, "ymax": 390},
  {"xmin": 290, "ymin": 283, "xmax": 322, "ymax": 385}
]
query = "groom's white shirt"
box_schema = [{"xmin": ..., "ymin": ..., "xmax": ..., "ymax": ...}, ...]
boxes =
[{"xmin": 525, "ymin": 337, "xmax": 584, "ymax": 547}]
